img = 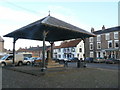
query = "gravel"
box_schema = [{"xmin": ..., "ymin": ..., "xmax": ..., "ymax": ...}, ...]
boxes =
[{"xmin": 2, "ymin": 66, "xmax": 119, "ymax": 88}]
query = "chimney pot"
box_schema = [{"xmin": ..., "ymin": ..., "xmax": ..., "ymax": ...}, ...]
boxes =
[
  {"xmin": 91, "ymin": 27, "xmax": 94, "ymax": 32},
  {"xmin": 102, "ymin": 25, "xmax": 105, "ymax": 30}
]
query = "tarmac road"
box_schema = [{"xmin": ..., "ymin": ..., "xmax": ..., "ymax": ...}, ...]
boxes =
[
  {"xmin": 86, "ymin": 63, "xmax": 119, "ymax": 70},
  {"xmin": 67, "ymin": 62, "xmax": 119, "ymax": 70}
]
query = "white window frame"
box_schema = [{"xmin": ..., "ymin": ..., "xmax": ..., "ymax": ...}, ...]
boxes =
[
  {"xmin": 71, "ymin": 47, "xmax": 75, "ymax": 52},
  {"xmin": 114, "ymin": 32, "xmax": 118, "ymax": 39},
  {"xmin": 97, "ymin": 52, "xmax": 101, "ymax": 58},
  {"xmin": 97, "ymin": 42, "xmax": 101, "ymax": 49},
  {"xmin": 90, "ymin": 52, "xmax": 93, "ymax": 57},
  {"xmin": 58, "ymin": 54, "xmax": 61, "ymax": 58},
  {"xmin": 97, "ymin": 35, "xmax": 101, "ymax": 41},
  {"xmin": 106, "ymin": 33, "xmax": 110, "ymax": 40},
  {"xmin": 108, "ymin": 40, "xmax": 112, "ymax": 48},
  {"xmin": 114, "ymin": 40, "xmax": 119, "ymax": 48},
  {"xmin": 58, "ymin": 48, "xmax": 61, "ymax": 52},
  {"xmin": 89, "ymin": 37, "xmax": 93, "ymax": 42},
  {"xmin": 90, "ymin": 43, "xmax": 93, "ymax": 50}
]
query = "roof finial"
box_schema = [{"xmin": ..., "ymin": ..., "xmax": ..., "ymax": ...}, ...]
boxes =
[{"xmin": 48, "ymin": 10, "xmax": 50, "ymax": 16}]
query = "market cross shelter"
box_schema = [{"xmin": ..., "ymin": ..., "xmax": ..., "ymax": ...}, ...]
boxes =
[{"xmin": 4, "ymin": 15, "xmax": 96, "ymax": 71}]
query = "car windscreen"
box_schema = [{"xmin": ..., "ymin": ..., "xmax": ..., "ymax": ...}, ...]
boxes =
[{"xmin": 0, "ymin": 55, "xmax": 8, "ymax": 60}]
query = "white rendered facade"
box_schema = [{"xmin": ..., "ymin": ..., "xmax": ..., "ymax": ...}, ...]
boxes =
[{"xmin": 53, "ymin": 40, "xmax": 84, "ymax": 60}]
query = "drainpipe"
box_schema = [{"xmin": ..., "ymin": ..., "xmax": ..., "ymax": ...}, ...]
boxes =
[{"xmin": 82, "ymin": 38, "xmax": 86, "ymax": 61}]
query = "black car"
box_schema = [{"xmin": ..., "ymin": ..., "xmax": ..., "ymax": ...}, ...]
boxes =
[
  {"xmin": 52, "ymin": 58, "xmax": 59, "ymax": 62},
  {"xmin": 69, "ymin": 57, "xmax": 79, "ymax": 62},
  {"xmin": 85, "ymin": 57, "xmax": 93, "ymax": 63}
]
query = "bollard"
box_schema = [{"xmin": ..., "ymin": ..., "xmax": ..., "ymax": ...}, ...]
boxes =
[
  {"xmin": 77, "ymin": 60, "xmax": 81, "ymax": 68},
  {"xmin": 64, "ymin": 60, "xmax": 68, "ymax": 67},
  {"xmin": 83, "ymin": 62, "xmax": 87, "ymax": 68}
]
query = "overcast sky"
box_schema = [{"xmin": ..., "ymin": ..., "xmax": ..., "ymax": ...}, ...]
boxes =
[{"xmin": 0, "ymin": 0, "xmax": 118, "ymax": 50}]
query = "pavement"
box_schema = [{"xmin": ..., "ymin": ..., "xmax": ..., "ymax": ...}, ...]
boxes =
[{"xmin": 2, "ymin": 65, "xmax": 119, "ymax": 88}]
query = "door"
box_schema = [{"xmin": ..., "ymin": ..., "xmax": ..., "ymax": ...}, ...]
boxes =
[{"xmin": 5, "ymin": 56, "xmax": 13, "ymax": 65}]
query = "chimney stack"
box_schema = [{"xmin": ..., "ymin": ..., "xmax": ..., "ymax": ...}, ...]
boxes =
[
  {"xmin": 91, "ymin": 27, "xmax": 94, "ymax": 32},
  {"xmin": 37, "ymin": 45, "xmax": 39, "ymax": 47},
  {"xmin": 102, "ymin": 25, "xmax": 105, "ymax": 30}
]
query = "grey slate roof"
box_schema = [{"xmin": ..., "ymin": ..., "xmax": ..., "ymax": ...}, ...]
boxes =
[
  {"xmin": 93, "ymin": 26, "xmax": 120, "ymax": 35},
  {"xmin": 28, "ymin": 46, "xmax": 50, "ymax": 51},
  {"xmin": 0, "ymin": 36, "xmax": 4, "ymax": 42},
  {"xmin": 4, "ymin": 15, "xmax": 96, "ymax": 41}
]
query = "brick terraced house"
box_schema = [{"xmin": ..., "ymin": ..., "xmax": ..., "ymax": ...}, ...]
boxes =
[
  {"xmin": 17, "ymin": 45, "xmax": 50, "ymax": 57},
  {"xmin": 85, "ymin": 26, "xmax": 120, "ymax": 60}
]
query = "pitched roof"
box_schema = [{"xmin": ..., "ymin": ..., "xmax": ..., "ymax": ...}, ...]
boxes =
[
  {"xmin": 0, "ymin": 36, "xmax": 4, "ymax": 42},
  {"xmin": 17, "ymin": 48, "xmax": 29, "ymax": 52},
  {"xmin": 54, "ymin": 39, "xmax": 82, "ymax": 49},
  {"xmin": 17, "ymin": 46, "xmax": 51, "ymax": 52},
  {"xmin": 4, "ymin": 15, "xmax": 95, "ymax": 41},
  {"xmin": 93, "ymin": 26, "xmax": 120, "ymax": 35}
]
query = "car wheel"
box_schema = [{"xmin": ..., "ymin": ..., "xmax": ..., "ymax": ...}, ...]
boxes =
[
  {"xmin": 18, "ymin": 62, "xmax": 23, "ymax": 66},
  {"xmin": 26, "ymin": 62, "xmax": 31, "ymax": 65},
  {"xmin": 1, "ymin": 63, "xmax": 6, "ymax": 67}
]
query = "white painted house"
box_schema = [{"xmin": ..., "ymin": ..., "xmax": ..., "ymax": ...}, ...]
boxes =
[{"xmin": 53, "ymin": 39, "xmax": 84, "ymax": 60}]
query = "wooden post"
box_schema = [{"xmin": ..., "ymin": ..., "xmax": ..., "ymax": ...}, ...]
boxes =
[
  {"xmin": 13, "ymin": 38, "xmax": 18, "ymax": 65},
  {"xmin": 41, "ymin": 31, "xmax": 49, "ymax": 72},
  {"xmin": 49, "ymin": 41, "xmax": 54, "ymax": 59}
]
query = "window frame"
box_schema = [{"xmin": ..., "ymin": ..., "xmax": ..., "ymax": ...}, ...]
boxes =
[
  {"xmin": 108, "ymin": 40, "xmax": 113, "ymax": 48},
  {"xmin": 97, "ymin": 35, "xmax": 101, "ymax": 41},
  {"xmin": 90, "ymin": 51, "xmax": 93, "ymax": 57},
  {"xmin": 114, "ymin": 32, "xmax": 118, "ymax": 39},
  {"xmin": 79, "ymin": 48, "xmax": 82, "ymax": 52},
  {"xmin": 89, "ymin": 37, "xmax": 93, "ymax": 42},
  {"xmin": 106, "ymin": 33, "xmax": 110, "ymax": 40},
  {"xmin": 90, "ymin": 43, "xmax": 93, "ymax": 50},
  {"xmin": 114, "ymin": 40, "xmax": 119, "ymax": 48},
  {"xmin": 97, "ymin": 42, "xmax": 101, "ymax": 49}
]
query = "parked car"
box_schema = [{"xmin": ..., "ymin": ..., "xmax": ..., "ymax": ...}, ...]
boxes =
[
  {"xmin": 30, "ymin": 57, "xmax": 38, "ymax": 61},
  {"xmin": 31, "ymin": 57, "xmax": 42, "ymax": 66},
  {"xmin": 64, "ymin": 58, "xmax": 71, "ymax": 62},
  {"xmin": 69, "ymin": 57, "xmax": 79, "ymax": 62},
  {"xmin": 0, "ymin": 54, "xmax": 24, "ymax": 66},
  {"xmin": 85, "ymin": 57, "xmax": 93, "ymax": 63},
  {"xmin": 58, "ymin": 59, "xmax": 65, "ymax": 64},
  {"xmin": 52, "ymin": 58, "xmax": 59, "ymax": 62},
  {"xmin": 93, "ymin": 57, "xmax": 105, "ymax": 63},
  {"xmin": 23, "ymin": 57, "xmax": 32, "ymax": 65},
  {"xmin": 105, "ymin": 58, "xmax": 120, "ymax": 64}
]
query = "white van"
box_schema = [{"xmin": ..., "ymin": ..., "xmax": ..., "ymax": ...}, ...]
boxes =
[{"xmin": 0, "ymin": 54, "xmax": 24, "ymax": 66}]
